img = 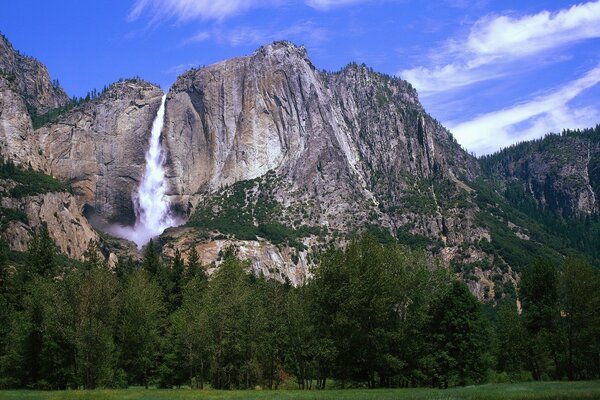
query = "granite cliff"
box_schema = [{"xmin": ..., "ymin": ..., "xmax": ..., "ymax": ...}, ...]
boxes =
[{"xmin": 1, "ymin": 35, "xmax": 598, "ymax": 301}]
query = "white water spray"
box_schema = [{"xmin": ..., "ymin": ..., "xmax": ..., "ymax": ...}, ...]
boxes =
[{"xmin": 111, "ymin": 95, "xmax": 176, "ymax": 248}]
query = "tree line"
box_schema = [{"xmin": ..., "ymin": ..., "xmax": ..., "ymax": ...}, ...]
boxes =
[{"xmin": 0, "ymin": 229, "xmax": 599, "ymax": 390}]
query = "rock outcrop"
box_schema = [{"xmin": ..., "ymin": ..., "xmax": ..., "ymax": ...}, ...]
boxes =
[
  {"xmin": 2, "ymin": 34, "xmax": 594, "ymax": 302},
  {"xmin": 1, "ymin": 190, "xmax": 97, "ymax": 260},
  {"xmin": 0, "ymin": 76, "xmax": 47, "ymax": 170},
  {"xmin": 157, "ymin": 42, "xmax": 500, "ymax": 296},
  {"xmin": 0, "ymin": 33, "xmax": 69, "ymax": 114}
]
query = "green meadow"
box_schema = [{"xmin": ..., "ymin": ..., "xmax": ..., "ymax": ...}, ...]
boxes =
[{"xmin": 1, "ymin": 381, "xmax": 600, "ymax": 400}]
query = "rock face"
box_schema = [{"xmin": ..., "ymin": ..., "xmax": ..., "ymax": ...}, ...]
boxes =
[
  {"xmin": 164, "ymin": 42, "xmax": 482, "ymax": 239},
  {"xmin": 0, "ymin": 76, "xmax": 46, "ymax": 170},
  {"xmin": 38, "ymin": 81, "xmax": 163, "ymax": 224},
  {"xmin": 161, "ymin": 227, "xmax": 310, "ymax": 285},
  {"xmin": 481, "ymin": 127, "xmax": 600, "ymax": 217}
]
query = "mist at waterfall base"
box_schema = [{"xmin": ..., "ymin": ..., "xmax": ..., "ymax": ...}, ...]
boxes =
[{"xmin": 109, "ymin": 95, "xmax": 180, "ymax": 249}]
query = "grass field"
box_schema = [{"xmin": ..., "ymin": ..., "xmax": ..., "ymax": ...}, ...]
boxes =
[{"xmin": 1, "ymin": 381, "xmax": 599, "ymax": 400}]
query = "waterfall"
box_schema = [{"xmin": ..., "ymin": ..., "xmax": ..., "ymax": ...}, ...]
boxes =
[{"xmin": 111, "ymin": 94, "xmax": 176, "ymax": 248}]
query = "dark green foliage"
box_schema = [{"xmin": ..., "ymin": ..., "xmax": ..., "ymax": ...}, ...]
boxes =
[
  {"xmin": 28, "ymin": 103, "xmax": 79, "ymax": 130},
  {"xmin": 27, "ymin": 225, "xmax": 57, "ymax": 278},
  {"xmin": 184, "ymin": 247, "xmax": 204, "ymax": 281},
  {"xmin": 493, "ymin": 300, "xmax": 529, "ymax": 379},
  {"xmin": 117, "ymin": 270, "xmax": 165, "ymax": 387},
  {"xmin": 27, "ymin": 88, "xmax": 108, "ymax": 130},
  {"xmin": 520, "ymin": 259, "xmax": 561, "ymax": 381},
  {"xmin": 142, "ymin": 240, "xmax": 161, "ymax": 276},
  {"xmin": 557, "ymin": 258, "xmax": 600, "ymax": 381},
  {"xmin": 309, "ymin": 236, "xmax": 457, "ymax": 388},
  {"xmin": 115, "ymin": 256, "xmax": 136, "ymax": 280},
  {"xmin": 0, "ymin": 158, "xmax": 68, "ymax": 198},
  {"xmin": 472, "ymin": 179, "xmax": 572, "ymax": 271},
  {"xmin": 1, "ymin": 233, "xmax": 600, "ymax": 390},
  {"xmin": 396, "ymin": 226, "xmax": 439, "ymax": 249},
  {"xmin": 423, "ymin": 281, "xmax": 490, "ymax": 388},
  {"xmin": 0, "ymin": 207, "xmax": 27, "ymax": 226}
]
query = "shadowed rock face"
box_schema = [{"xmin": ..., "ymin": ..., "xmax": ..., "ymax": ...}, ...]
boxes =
[
  {"xmin": 482, "ymin": 131, "xmax": 600, "ymax": 218},
  {"xmin": 38, "ymin": 81, "xmax": 164, "ymax": 224}
]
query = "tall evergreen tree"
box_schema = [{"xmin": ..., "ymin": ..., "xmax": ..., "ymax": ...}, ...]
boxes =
[
  {"xmin": 494, "ymin": 300, "xmax": 528, "ymax": 378},
  {"xmin": 558, "ymin": 258, "xmax": 600, "ymax": 380},
  {"xmin": 185, "ymin": 247, "xmax": 204, "ymax": 281},
  {"xmin": 520, "ymin": 259, "xmax": 560, "ymax": 380},
  {"xmin": 424, "ymin": 281, "xmax": 490, "ymax": 388},
  {"xmin": 142, "ymin": 240, "xmax": 160, "ymax": 276},
  {"xmin": 27, "ymin": 224, "xmax": 57, "ymax": 277},
  {"xmin": 117, "ymin": 269, "xmax": 165, "ymax": 388},
  {"xmin": 71, "ymin": 268, "xmax": 119, "ymax": 388}
]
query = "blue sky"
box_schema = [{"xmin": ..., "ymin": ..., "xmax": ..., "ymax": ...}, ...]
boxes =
[{"xmin": 1, "ymin": 0, "xmax": 599, "ymax": 155}]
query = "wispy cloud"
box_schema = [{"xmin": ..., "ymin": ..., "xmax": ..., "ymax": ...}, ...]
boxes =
[
  {"xmin": 400, "ymin": 1, "xmax": 600, "ymax": 94},
  {"xmin": 448, "ymin": 64, "xmax": 600, "ymax": 155},
  {"xmin": 305, "ymin": 0, "xmax": 372, "ymax": 10},
  {"xmin": 162, "ymin": 62, "xmax": 200, "ymax": 75},
  {"xmin": 128, "ymin": 0, "xmax": 376, "ymax": 23},
  {"xmin": 183, "ymin": 21, "xmax": 329, "ymax": 47},
  {"xmin": 181, "ymin": 31, "xmax": 211, "ymax": 45},
  {"xmin": 127, "ymin": 0, "xmax": 281, "ymax": 23}
]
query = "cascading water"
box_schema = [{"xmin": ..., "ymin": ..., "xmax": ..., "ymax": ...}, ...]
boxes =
[{"xmin": 111, "ymin": 94, "xmax": 176, "ymax": 248}]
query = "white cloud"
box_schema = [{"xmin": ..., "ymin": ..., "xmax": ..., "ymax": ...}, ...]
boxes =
[
  {"xmin": 448, "ymin": 64, "xmax": 600, "ymax": 155},
  {"xmin": 400, "ymin": 1, "xmax": 600, "ymax": 94}
]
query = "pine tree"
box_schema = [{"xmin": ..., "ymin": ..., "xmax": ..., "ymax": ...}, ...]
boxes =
[
  {"xmin": 83, "ymin": 240, "xmax": 105, "ymax": 270},
  {"xmin": 115, "ymin": 256, "xmax": 136, "ymax": 280},
  {"xmin": 27, "ymin": 224, "xmax": 57, "ymax": 277},
  {"xmin": 169, "ymin": 249, "xmax": 185, "ymax": 311},
  {"xmin": 117, "ymin": 270, "xmax": 165, "ymax": 388},
  {"xmin": 520, "ymin": 259, "xmax": 560, "ymax": 380},
  {"xmin": 425, "ymin": 281, "xmax": 490, "ymax": 388},
  {"xmin": 185, "ymin": 247, "xmax": 204, "ymax": 281},
  {"xmin": 0, "ymin": 232, "xmax": 8, "ymax": 292},
  {"xmin": 142, "ymin": 240, "xmax": 160, "ymax": 276}
]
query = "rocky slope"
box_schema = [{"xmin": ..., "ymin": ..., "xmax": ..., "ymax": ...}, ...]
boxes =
[
  {"xmin": 0, "ymin": 33, "xmax": 70, "ymax": 170},
  {"xmin": 481, "ymin": 126, "xmax": 600, "ymax": 218},
  {"xmin": 1, "ymin": 190, "xmax": 97, "ymax": 260}
]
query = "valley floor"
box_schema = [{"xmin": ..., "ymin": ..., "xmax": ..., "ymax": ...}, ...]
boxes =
[{"xmin": 0, "ymin": 381, "xmax": 599, "ymax": 400}]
